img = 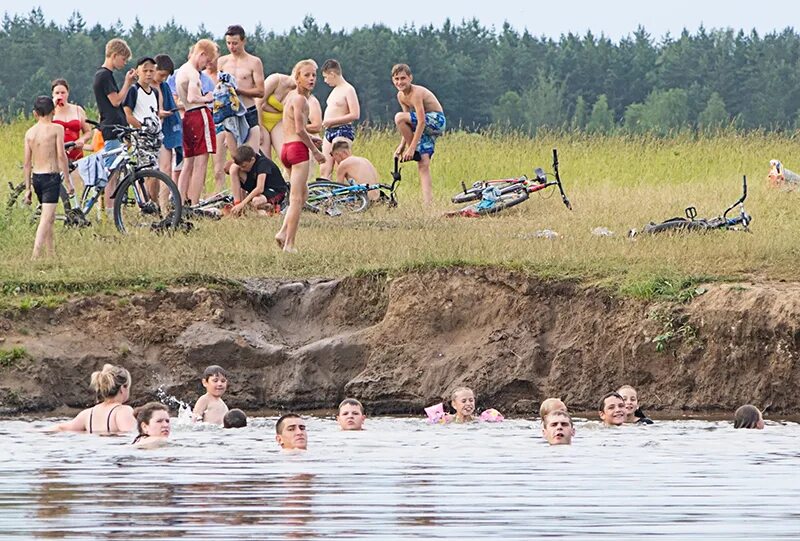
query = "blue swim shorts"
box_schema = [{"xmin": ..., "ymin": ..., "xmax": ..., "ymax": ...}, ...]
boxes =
[
  {"xmin": 325, "ymin": 123, "xmax": 356, "ymax": 143},
  {"xmin": 409, "ymin": 111, "xmax": 446, "ymax": 157}
]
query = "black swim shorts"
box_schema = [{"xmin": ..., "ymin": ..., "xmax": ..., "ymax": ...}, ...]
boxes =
[
  {"xmin": 32, "ymin": 173, "xmax": 62, "ymax": 204},
  {"xmin": 245, "ymin": 106, "xmax": 259, "ymax": 129}
]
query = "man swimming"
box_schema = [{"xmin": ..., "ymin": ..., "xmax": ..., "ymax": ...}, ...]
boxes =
[
  {"xmin": 276, "ymin": 413, "xmax": 308, "ymax": 451},
  {"xmin": 542, "ymin": 410, "xmax": 575, "ymax": 445}
]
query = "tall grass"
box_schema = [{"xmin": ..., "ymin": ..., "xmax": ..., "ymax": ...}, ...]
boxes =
[{"xmin": 1, "ymin": 119, "xmax": 798, "ymax": 298}]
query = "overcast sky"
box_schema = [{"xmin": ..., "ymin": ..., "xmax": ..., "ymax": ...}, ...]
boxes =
[{"xmin": 5, "ymin": 0, "xmax": 796, "ymax": 40}]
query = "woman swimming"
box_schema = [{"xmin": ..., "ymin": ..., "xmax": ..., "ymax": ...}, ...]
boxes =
[
  {"xmin": 617, "ymin": 385, "xmax": 654, "ymax": 424},
  {"xmin": 132, "ymin": 402, "xmax": 172, "ymax": 448},
  {"xmin": 51, "ymin": 364, "xmax": 137, "ymax": 434}
]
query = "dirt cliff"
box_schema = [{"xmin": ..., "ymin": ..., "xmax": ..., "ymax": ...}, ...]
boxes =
[{"xmin": 0, "ymin": 267, "xmax": 797, "ymax": 416}]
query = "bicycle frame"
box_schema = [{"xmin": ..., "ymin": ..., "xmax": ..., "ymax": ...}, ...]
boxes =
[{"xmin": 309, "ymin": 157, "xmax": 403, "ymax": 206}]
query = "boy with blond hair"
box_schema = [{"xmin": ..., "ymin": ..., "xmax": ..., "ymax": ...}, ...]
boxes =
[
  {"xmin": 391, "ymin": 63, "xmax": 446, "ymax": 205},
  {"xmin": 23, "ymin": 96, "xmax": 71, "ymax": 258}
]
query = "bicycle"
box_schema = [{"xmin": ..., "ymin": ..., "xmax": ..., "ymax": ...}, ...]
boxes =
[
  {"xmin": 447, "ymin": 148, "xmax": 572, "ymax": 217},
  {"xmin": 6, "ymin": 119, "xmax": 183, "ymax": 233},
  {"xmin": 304, "ymin": 158, "xmax": 402, "ymax": 216},
  {"xmin": 629, "ymin": 175, "xmax": 751, "ymax": 237}
]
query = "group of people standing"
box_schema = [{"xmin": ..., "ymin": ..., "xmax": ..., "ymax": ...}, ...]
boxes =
[{"xmin": 22, "ymin": 23, "xmax": 447, "ymax": 257}]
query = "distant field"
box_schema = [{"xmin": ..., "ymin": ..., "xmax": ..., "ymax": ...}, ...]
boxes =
[{"xmin": 1, "ymin": 118, "xmax": 798, "ymax": 301}]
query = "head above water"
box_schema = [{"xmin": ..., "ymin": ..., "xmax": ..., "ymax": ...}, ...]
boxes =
[
  {"xmin": 598, "ymin": 391, "xmax": 626, "ymax": 426},
  {"xmin": 337, "ymin": 398, "xmax": 366, "ymax": 430},
  {"xmin": 734, "ymin": 404, "xmax": 764, "ymax": 429},
  {"xmin": 223, "ymin": 408, "xmax": 247, "ymax": 429},
  {"xmin": 617, "ymin": 385, "xmax": 639, "ymax": 420},
  {"xmin": 135, "ymin": 402, "xmax": 170, "ymax": 437},
  {"xmin": 90, "ymin": 364, "xmax": 131, "ymax": 402},
  {"xmin": 539, "ymin": 397, "xmax": 567, "ymax": 421},
  {"xmin": 276, "ymin": 413, "xmax": 307, "ymax": 450},
  {"xmin": 542, "ymin": 410, "xmax": 575, "ymax": 445},
  {"xmin": 450, "ymin": 387, "xmax": 476, "ymax": 420}
]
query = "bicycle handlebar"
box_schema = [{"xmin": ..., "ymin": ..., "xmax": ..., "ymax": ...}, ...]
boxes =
[
  {"xmin": 552, "ymin": 148, "xmax": 572, "ymax": 210},
  {"xmin": 722, "ymin": 175, "xmax": 747, "ymax": 220}
]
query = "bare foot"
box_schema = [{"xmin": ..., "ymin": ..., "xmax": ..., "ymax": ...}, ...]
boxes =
[
  {"xmin": 275, "ymin": 234, "xmax": 286, "ymax": 249},
  {"xmin": 283, "ymin": 245, "xmax": 298, "ymax": 254}
]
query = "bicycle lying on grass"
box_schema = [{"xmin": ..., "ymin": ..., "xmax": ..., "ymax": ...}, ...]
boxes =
[
  {"xmin": 446, "ymin": 148, "xmax": 572, "ymax": 217},
  {"xmin": 629, "ymin": 176, "xmax": 751, "ymax": 237},
  {"xmin": 6, "ymin": 119, "xmax": 182, "ymax": 234},
  {"xmin": 304, "ymin": 158, "xmax": 402, "ymax": 216}
]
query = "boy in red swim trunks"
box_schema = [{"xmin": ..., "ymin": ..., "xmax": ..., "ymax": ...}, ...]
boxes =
[
  {"xmin": 175, "ymin": 39, "xmax": 219, "ymax": 205},
  {"xmin": 23, "ymin": 96, "xmax": 71, "ymax": 259},
  {"xmin": 274, "ymin": 59, "xmax": 326, "ymax": 253}
]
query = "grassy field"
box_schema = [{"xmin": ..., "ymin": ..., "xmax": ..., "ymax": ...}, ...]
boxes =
[{"xmin": 1, "ymin": 118, "xmax": 798, "ymax": 302}]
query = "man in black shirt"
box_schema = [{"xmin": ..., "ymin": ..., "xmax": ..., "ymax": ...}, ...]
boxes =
[
  {"xmin": 93, "ymin": 38, "xmax": 137, "ymax": 207},
  {"xmin": 229, "ymin": 145, "xmax": 287, "ymax": 216}
]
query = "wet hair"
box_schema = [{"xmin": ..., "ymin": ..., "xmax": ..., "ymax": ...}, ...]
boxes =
[
  {"xmin": 543, "ymin": 410, "xmax": 573, "ymax": 427},
  {"xmin": 154, "ymin": 54, "xmax": 175, "ymax": 74},
  {"xmin": 90, "ymin": 364, "xmax": 131, "ymax": 402},
  {"xmin": 105, "ymin": 38, "xmax": 131, "ymax": 59},
  {"xmin": 338, "ymin": 398, "xmax": 364, "ymax": 415},
  {"xmin": 331, "ymin": 140, "xmax": 351, "ymax": 154},
  {"xmin": 51, "ymin": 78, "xmax": 69, "ymax": 92},
  {"xmin": 450, "ymin": 387, "xmax": 474, "ymax": 402},
  {"xmin": 292, "ymin": 59, "xmax": 317, "ymax": 82},
  {"xmin": 734, "ymin": 404, "xmax": 762, "ymax": 429},
  {"xmin": 193, "ymin": 38, "xmax": 219, "ymax": 59},
  {"xmin": 539, "ymin": 397, "xmax": 567, "ymax": 419},
  {"xmin": 233, "ymin": 145, "xmax": 257, "ymax": 165},
  {"xmin": 225, "ymin": 25, "xmax": 246, "ymax": 40},
  {"xmin": 202, "ymin": 365, "xmax": 227, "ymax": 380},
  {"xmin": 276, "ymin": 413, "xmax": 302, "ymax": 434},
  {"xmin": 598, "ymin": 391, "xmax": 624, "ymax": 412},
  {"xmin": 33, "ymin": 96, "xmax": 55, "ymax": 116},
  {"xmin": 321, "ymin": 59, "xmax": 341, "ymax": 74},
  {"xmin": 391, "ymin": 63, "xmax": 412, "ymax": 77},
  {"xmin": 224, "ymin": 408, "xmax": 247, "ymax": 428},
  {"xmin": 134, "ymin": 402, "xmax": 169, "ymax": 436}
]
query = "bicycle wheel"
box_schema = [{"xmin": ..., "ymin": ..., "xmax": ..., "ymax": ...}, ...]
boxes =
[
  {"xmin": 640, "ymin": 218, "xmax": 709, "ymax": 235},
  {"xmin": 113, "ymin": 169, "xmax": 183, "ymax": 234},
  {"xmin": 453, "ymin": 188, "xmax": 529, "ymax": 217},
  {"xmin": 451, "ymin": 180, "xmax": 520, "ymax": 204},
  {"xmin": 306, "ymin": 181, "xmax": 369, "ymax": 215}
]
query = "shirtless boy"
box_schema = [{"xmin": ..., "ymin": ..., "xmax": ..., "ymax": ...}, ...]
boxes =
[
  {"xmin": 320, "ymin": 59, "xmax": 360, "ymax": 178},
  {"xmin": 175, "ymin": 39, "xmax": 218, "ymax": 205},
  {"xmin": 598, "ymin": 392, "xmax": 627, "ymax": 427},
  {"xmin": 193, "ymin": 365, "xmax": 229, "ymax": 425},
  {"xmin": 217, "ymin": 25, "xmax": 264, "ymax": 151},
  {"xmin": 257, "ymin": 72, "xmax": 296, "ymax": 159},
  {"xmin": 336, "ymin": 398, "xmax": 366, "ymax": 431},
  {"xmin": 23, "ymin": 96, "xmax": 71, "ymax": 258},
  {"xmin": 274, "ymin": 59, "xmax": 326, "ymax": 253},
  {"xmin": 276, "ymin": 413, "xmax": 308, "ymax": 451},
  {"xmin": 330, "ymin": 140, "xmax": 380, "ymax": 200},
  {"xmin": 542, "ymin": 410, "xmax": 575, "ymax": 445},
  {"xmin": 392, "ymin": 63, "xmax": 446, "ymax": 205}
]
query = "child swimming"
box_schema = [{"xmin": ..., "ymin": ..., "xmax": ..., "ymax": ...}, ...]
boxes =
[
  {"xmin": 192, "ymin": 365, "xmax": 229, "ymax": 425},
  {"xmin": 424, "ymin": 387, "xmax": 503, "ymax": 424},
  {"xmin": 734, "ymin": 404, "xmax": 765, "ymax": 429},
  {"xmin": 337, "ymin": 398, "xmax": 366, "ymax": 431},
  {"xmin": 617, "ymin": 385, "xmax": 654, "ymax": 424}
]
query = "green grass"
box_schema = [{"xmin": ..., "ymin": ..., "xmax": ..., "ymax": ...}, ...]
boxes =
[
  {"xmin": 1, "ymin": 120, "xmax": 799, "ymax": 301},
  {"xmin": 0, "ymin": 346, "xmax": 29, "ymax": 367}
]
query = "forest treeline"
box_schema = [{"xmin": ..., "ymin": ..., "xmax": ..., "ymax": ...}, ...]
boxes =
[{"xmin": 2, "ymin": 8, "xmax": 800, "ymax": 133}]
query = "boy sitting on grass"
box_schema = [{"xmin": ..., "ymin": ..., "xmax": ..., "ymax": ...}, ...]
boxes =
[
  {"xmin": 193, "ymin": 365, "xmax": 229, "ymax": 425},
  {"xmin": 24, "ymin": 96, "xmax": 72, "ymax": 259},
  {"xmin": 391, "ymin": 63, "xmax": 445, "ymax": 205},
  {"xmin": 330, "ymin": 139, "xmax": 380, "ymax": 201}
]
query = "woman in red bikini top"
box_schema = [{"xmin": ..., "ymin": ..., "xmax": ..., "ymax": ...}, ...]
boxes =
[
  {"xmin": 51, "ymin": 78, "xmax": 92, "ymax": 162},
  {"xmin": 49, "ymin": 363, "xmax": 137, "ymax": 434}
]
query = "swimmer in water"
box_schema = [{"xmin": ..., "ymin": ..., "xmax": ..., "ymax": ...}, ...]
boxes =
[
  {"xmin": 733, "ymin": 404, "xmax": 765, "ymax": 429},
  {"xmin": 450, "ymin": 387, "xmax": 477, "ymax": 423},
  {"xmin": 336, "ymin": 398, "xmax": 366, "ymax": 431},
  {"xmin": 224, "ymin": 409, "xmax": 248, "ymax": 429},
  {"xmin": 132, "ymin": 402, "xmax": 171, "ymax": 448},
  {"xmin": 598, "ymin": 392, "xmax": 627, "ymax": 427},
  {"xmin": 617, "ymin": 385, "xmax": 654, "ymax": 424},
  {"xmin": 50, "ymin": 363, "xmax": 137, "ymax": 434},
  {"xmin": 539, "ymin": 397, "xmax": 567, "ymax": 422},
  {"xmin": 276, "ymin": 413, "xmax": 307, "ymax": 451},
  {"xmin": 542, "ymin": 410, "xmax": 575, "ymax": 445},
  {"xmin": 192, "ymin": 365, "xmax": 229, "ymax": 425}
]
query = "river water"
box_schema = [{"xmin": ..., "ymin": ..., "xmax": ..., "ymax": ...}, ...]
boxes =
[{"xmin": 0, "ymin": 415, "xmax": 798, "ymax": 539}]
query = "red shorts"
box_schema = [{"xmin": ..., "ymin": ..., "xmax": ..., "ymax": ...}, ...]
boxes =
[
  {"xmin": 182, "ymin": 108, "xmax": 216, "ymax": 158},
  {"xmin": 280, "ymin": 141, "xmax": 310, "ymax": 169}
]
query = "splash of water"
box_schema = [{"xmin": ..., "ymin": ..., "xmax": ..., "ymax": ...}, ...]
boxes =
[{"xmin": 156, "ymin": 386, "xmax": 194, "ymax": 425}]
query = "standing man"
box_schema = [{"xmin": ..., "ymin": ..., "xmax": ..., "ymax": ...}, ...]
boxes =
[
  {"xmin": 274, "ymin": 59, "xmax": 326, "ymax": 253},
  {"xmin": 320, "ymin": 59, "xmax": 360, "ymax": 178},
  {"xmin": 93, "ymin": 38, "xmax": 137, "ymax": 210},
  {"xmin": 175, "ymin": 39, "xmax": 218, "ymax": 205},
  {"xmin": 598, "ymin": 392, "xmax": 627, "ymax": 427},
  {"xmin": 217, "ymin": 25, "xmax": 264, "ymax": 151}
]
